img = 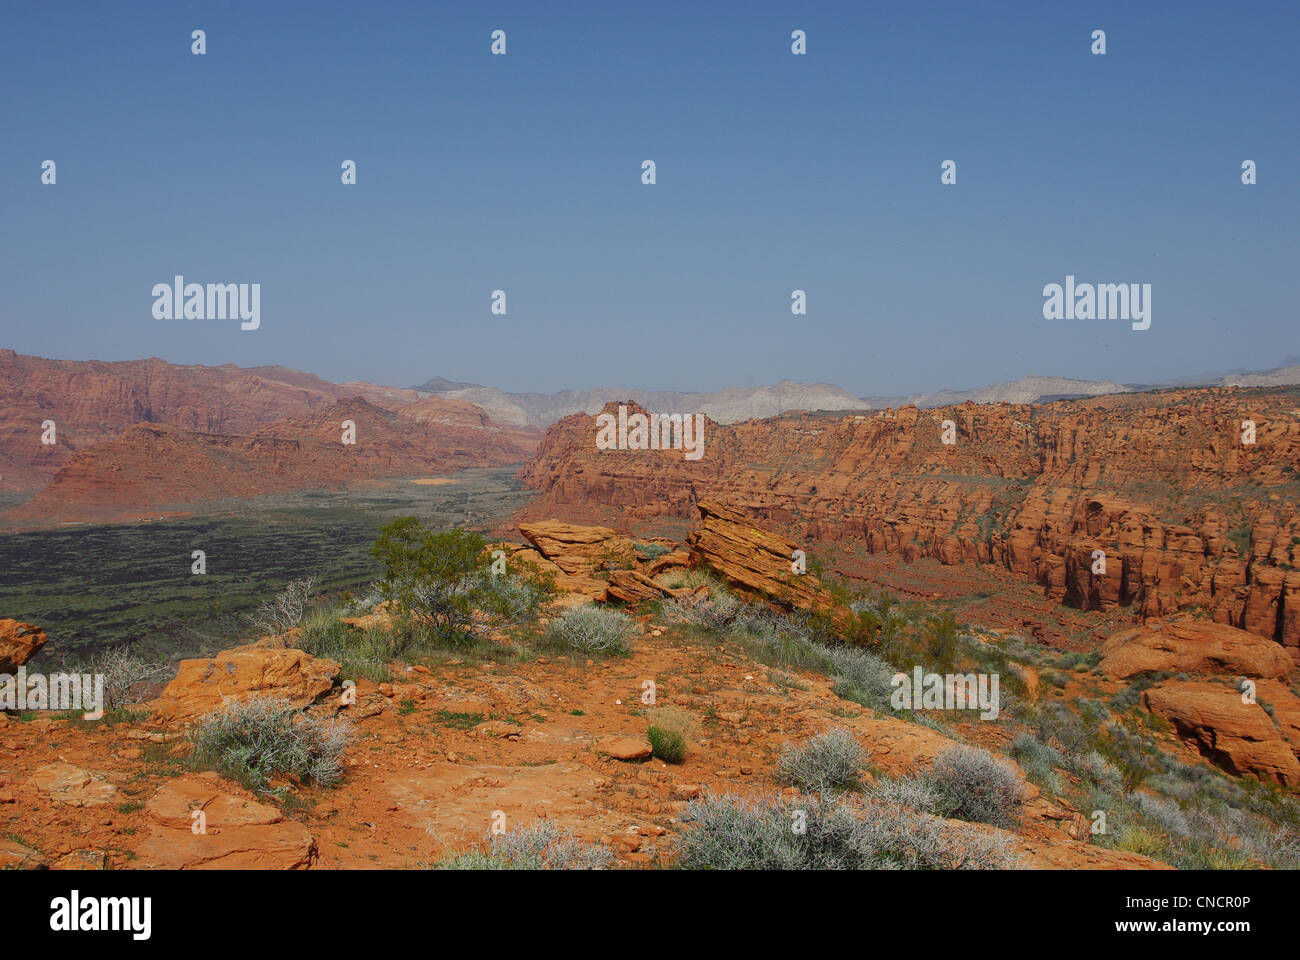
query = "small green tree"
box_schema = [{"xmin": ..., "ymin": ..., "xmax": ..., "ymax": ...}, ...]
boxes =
[{"xmin": 371, "ymin": 518, "xmax": 487, "ymax": 644}]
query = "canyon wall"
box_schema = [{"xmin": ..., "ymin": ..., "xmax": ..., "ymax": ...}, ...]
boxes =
[{"xmin": 517, "ymin": 390, "xmax": 1300, "ymax": 655}]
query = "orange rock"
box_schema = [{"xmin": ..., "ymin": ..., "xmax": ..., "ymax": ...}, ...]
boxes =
[
  {"xmin": 135, "ymin": 775, "xmax": 316, "ymax": 869},
  {"xmin": 1099, "ymin": 620, "xmax": 1293, "ymax": 680},
  {"xmin": 605, "ymin": 569, "xmax": 688, "ymax": 605},
  {"xmin": 1144, "ymin": 680, "xmax": 1300, "ymax": 788},
  {"xmin": 596, "ymin": 735, "xmax": 653, "ymax": 761},
  {"xmin": 686, "ymin": 500, "xmax": 840, "ymax": 619},
  {"xmin": 0, "ymin": 620, "xmax": 49, "ymax": 672},
  {"xmin": 150, "ymin": 644, "xmax": 340, "ymax": 723}
]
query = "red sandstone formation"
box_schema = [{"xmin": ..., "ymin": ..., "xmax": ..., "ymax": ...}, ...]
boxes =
[
  {"xmin": 517, "ymin": 392, "xmax": 1300, "ymax": 654},
  {"xmin": 0, "ymin": 350, "xmax": 437, "ymax": 493},
  {"xmin": 4, "ymin": 397, "xmax": 536, "ymax": 525}
]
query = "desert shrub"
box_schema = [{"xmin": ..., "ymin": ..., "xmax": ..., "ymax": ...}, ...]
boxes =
[
  {"xmin": 371, "ymin": 519, "xmax": 488, "ymax": 645},
  {"xmin": 476, "ymin": 569, "xmax": 555, "ymax": 625},
  {"xmin": 675, "ymin": 792, "xmax": 1021, "ymax": 870},
  {"xmin": 655, "ymin": 567, "xmax": 722, "ymax": 592},
  {"xmin": 1027, "ymin": 700, "xmax": 1095, "ymax": 756},
  {"xmin": 867, "ymin": 775, "xmax": 946, "ymax": 815},
  {"xmin": 666, "ymin": 590, "xmax": 742, "ymax": 631},
  {"xmin": 435, "ymin": 820, "xmax": 614, "ymax": 870},
  {"xmin": 648, "ymin": 725, "xmax": 687, "ymax": 763},
  {"xmin": 188, "ymin": 696, "xmax": 351, "ymax": 791},
  {"xmin": 636, "ymin": 542, "xmax": 671, "ymax": 559},
  {"xmin": 246, "ymin": 576, "xmax": 317, "ymax": 637},
  {"xmin": 1113, "ymin": 823, "xmax": 1172, "ymax": 859},
  {"xmin": 921, "ymin": 612, "xmax": 960, "ymax": 672},
  {"xmin": 87, "ymin": 646, "xmax": 172, "ymax": 710},
  {"xmin": 1065, "ymin": 750, "xmax": 1122, "ymax": 793},
  {"xmin": 823, "ymin": 644, "xmax": 896, "ymax": 712},
  {"xmin": 543, "ymin": 605, "xmax": 635, "ymax": 656},
  {"xmin": 1097, "ymin": 721, "xmax": 1160, "ymax": 790},
  {"xmin": 730, "ymin": 611, "xmax": 900, "ymax": 713},
  {"xmin": 1110, "ymin": 683, "xmax": 1143, "ymax": 712},
  {"xmin": 1009, "ymin": 732, "xmax": 1063, "ymax": 791},
  {"xmin": 926, "ymin": 745, "xmax": 1024, "ymax": 828},
  {"xmin": 1129, "ymin": 792, "xmax": 1191, "ymax": 838},
  {"xmin": 645, "ymin": 705, "xmax": 698, "ymax": 740},
  {"xmin": 339, "ymin": 583, "xmax": 385, "ymax": 616},
  {"xmin": 295, "ymin": 610, "xmax": 394, "ymax": 682},
  {"xmin": 775, "ymin": 728, "xmax": 865, "ymax": 794}
]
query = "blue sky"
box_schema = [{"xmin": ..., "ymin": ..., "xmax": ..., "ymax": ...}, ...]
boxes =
[{"xmin": 2, "ymin": 0, "xmax": 1297, "ymax": 396}]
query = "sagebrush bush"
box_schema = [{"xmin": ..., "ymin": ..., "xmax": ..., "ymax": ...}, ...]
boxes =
[
  {"xmin": 476, "ymin": 571, "xmax": 554, "ymax": 624},
  {"xmin": 434, "ymin": 820, "xmax": 614, "ymax": 870},
  {"xmin": 1129, "ymin": 791, "xmax": 1191, "ymax": 838},
  {"xmin": 730, "ymin": 612, "xmax": 899, "ymax": 713},
  {"xmin": 775, "ymin": 728, "xmax": 865, "ymax": 794},
  {"xmin": 926, "ymin": 745, "xmax": 1024, "ymax": 828},
  {"xmin": 188, "ymin": 696, "xmax": 352, "ymax": 791},
  {"xmin": 648, "ymin": 725, "xmax": 687, "ymax": 763},
  {"xmin": 665, "ymin": 590, "xmax": 742, "ymax": 631},
  {"xmin": 1009, "ymin": 732, "xmax": 1064, "ymax": 791},
  {"xmin": 675, "ymin": 792, "xmax": 1021, "ymax": 870},
  {"xmin": 867, "ymin": 775, "xmax": 946, "ymax": 815},
  {"xmin": 543, "ymin": 605, "xmax": 635, "ymax": 656}
]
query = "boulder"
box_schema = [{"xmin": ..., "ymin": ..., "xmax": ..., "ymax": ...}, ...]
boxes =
[
  {"xmin": 1144, "ymin": 680, "xmax": 1300, "ymax": 788},
  {"xmin": 1099, "ymin": 620, "xmax": 1293, "ymax": 680},
  {"xmin": 596, "ymin": 735, "xmax": 653, "ymax": 761},
  {"xmin": 518, "ymin": 520, "xmax": 636, "ymax": 576},
  {"xmin": 605, "ymin": 569, "xmax": 689, "ymax": 605},
  {"xmin": 0, "ymin": 620, "xmax": 49, "ymax": 673},
  {"xmin": 686, "ymin": 500, "xmax": 839, "ymax": 618},
  {"xmin": 150, "ymin": 644, "xmax": 340, "ymax": 723}
]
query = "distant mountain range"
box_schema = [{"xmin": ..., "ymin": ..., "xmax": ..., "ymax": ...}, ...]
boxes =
[
  {"xmin": 410, "ymin": 377, "xmax": 871, "ymax": 426},
  {"xmin": 414, "ymin": 362, "xmax": 1300, "ymax": 424}
]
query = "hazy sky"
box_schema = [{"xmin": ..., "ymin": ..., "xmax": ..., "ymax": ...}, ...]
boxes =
[{"xmin": 3, "ymin": 0, "xmax": 1297, "ymax": 396}]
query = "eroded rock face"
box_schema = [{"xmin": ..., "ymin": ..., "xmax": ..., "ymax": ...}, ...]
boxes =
[
  {"xmin": 687, "ymin": 500, "xmax": 837, "ymax": 617},
  {"xmin": 0, "ymin": 620, "xmax": 49, "ymax": 673},
  {"xmin": 517, "ymin": 391, "xmax": 1300, "ymax": 653},
  {"xmin": 1143, "ymin": 680, "xmax": 1300, "ymax": 788},
  {"xmin": 150, "ymin": 644, "xmax": 340, "ymax": 723},
  {"xmin": 1099, "ymin": 621, "xmax": 1295, "ymax": 680},
  {"xmin": 517, "ymin": 519, "xmax": 642, "ymax": 601}
]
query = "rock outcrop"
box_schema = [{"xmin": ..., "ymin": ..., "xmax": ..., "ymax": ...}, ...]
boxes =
[
  {"xmin": 0, "ymin": 619, "xmax": 49, "ymax": 672},
  {"xmin": 150, "ymin": 644, "xmax": 341, "ymax": 723},
  {"xmin": 687, "ymin": 500, "xmax": 838, "ymax": 617},
  {"xmin": 1144, "ymin": 680, "xmax": 1300, "ymax": 788},
  {"xmin": 1099, "ymin": 620, "xmax": 1295, "ymax": 680}
]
